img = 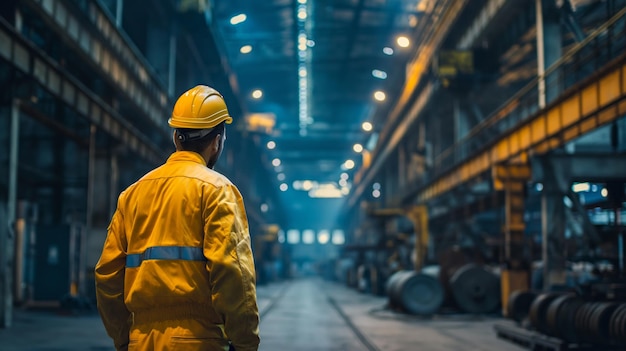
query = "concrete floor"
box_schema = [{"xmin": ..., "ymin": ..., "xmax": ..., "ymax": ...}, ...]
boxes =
[{"xmin": 0, "ymin": 278, "xmax": 524, "ymax": 351}]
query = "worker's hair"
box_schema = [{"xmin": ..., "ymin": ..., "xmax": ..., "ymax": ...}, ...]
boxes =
[{"xmin": 177, "ymin": 121, "xmax": 225, "ymax": 154}]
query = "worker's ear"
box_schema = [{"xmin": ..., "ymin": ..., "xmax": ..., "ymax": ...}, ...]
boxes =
[{"xmin": 213, "ymin": 134, "xmax": 222, "ymax": 152}]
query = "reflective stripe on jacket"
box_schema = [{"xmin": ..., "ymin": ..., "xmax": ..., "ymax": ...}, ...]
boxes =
[{"xmin": 95, "ymin": 151, "xmax": 260, "ymax": 351}]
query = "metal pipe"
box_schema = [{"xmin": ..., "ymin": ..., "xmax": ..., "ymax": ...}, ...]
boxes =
[
  {"xmin": 115, "ymin": 0, "xmax": 124, "ymax": 27},
  {"xmin": 536, "ymin": 0, "xmax": 547, "ymax": 109}
]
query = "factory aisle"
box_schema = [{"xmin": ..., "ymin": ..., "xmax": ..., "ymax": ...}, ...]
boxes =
[
  {"xmin": 0, "ymin": 278, "xmax": 523, "ymax": 351},
  {"xmin": 259, "ymin": 278, "xmax": 522, "ymax": 351}
]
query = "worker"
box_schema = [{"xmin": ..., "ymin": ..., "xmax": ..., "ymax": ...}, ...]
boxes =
[{"xmin": 95, "ymin": 85, "xmax": 260, "ymax": 351}]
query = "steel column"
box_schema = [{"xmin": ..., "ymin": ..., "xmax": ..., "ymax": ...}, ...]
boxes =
[
  {"xmin": 536, "ymin": 0, "xmax": 563, "ymax": 108},
  {"xmin": 1, "ymin": 100, "xmax": 20, "ymax": 328},
  {"xmin": 494, "ymin": 164, "xmax": 530, "ymax": 316}
]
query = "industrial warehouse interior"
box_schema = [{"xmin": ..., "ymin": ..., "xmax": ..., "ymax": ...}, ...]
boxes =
[{"xmin": 1, "ymin": 0, "xmax": 626, "ymax": 350}]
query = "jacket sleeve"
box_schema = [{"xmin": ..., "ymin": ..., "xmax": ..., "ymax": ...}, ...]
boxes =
[
  {"xmin": 94, "ymin": 206, "xmax": 131, "ymax": 351},
  {"xmin": 203, "ymin": 184, "xmax": 260, "ymax": 351}
]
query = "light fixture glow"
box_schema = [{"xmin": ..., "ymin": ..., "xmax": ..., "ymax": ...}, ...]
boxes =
[
  {"xmin": 373, "ymin": 182, "xmax": 381, "ymax": 190},
  {"xmin": 353, "ymin": 143, "xmax": 363, "ymax": 153},
  {"xmin": 372, "ymin": 189, "xmax": 381, "ymax": 198},
  {"xmin": 339, "ymin": 179, "xmax": 347, "ymax": 187},
  {"xmin": 230, "ymin": 14, "xmax": 247, "ymax": 25},
  {"xmin": 374, "ymin": 91, "xmax": 386, "ymax": 101},
  {"xmin": 601, "ymin": 188, "xmax": 608, "ymax": 197},
  {"xmin": 297, "ymin": 9, "xmax": 307, "ymax": 20},
  {"xmin": 302, "ymin": 180, "xmax": 313, "ymax": 191},
  {"xmin": 317, "ymin": 230, "xmax": 330, "ymax": 244},
  {"xmin": 298, "ymin": 0, "xmax": 307, "ymax": 3},
  {"xmin": 307, "ymin": 40, "xmax": 315, "ymax": 47},
  {"xmin": 280, "ymin": 183, "xmax": 288, "ymax": 191},
  {"xmin": 266, "ymin": 141, "xmax": 276, "ymax": 149},
  {"xmin": 362, "ymin": 121, "xmax": 373, "ymax": 132},
  {"xmin": 344, "ymin": 159, "xmax": 355, "ymax": 170},
  {"xmin": 572, "ymin": 182, "xmax": 590, "ymax": 193},
  {"xmin": 372, "ymin": 69, "xmax": 388, "ymax": 79},
  {"xmin": 272, "ymin": 158, "xmax": 281, "ymax": 167},
  {"xmin": 277, "ymin": 173, "xmax": 286, "ymax": 181},
  {"xmin": 299, "ymin": 68, "xmax": 307, "ymax": 77},
  {"xmin": 396, "ymin": 36, "xmax": 410, "ymax": 48},
  {"xmin": 260, "ymin": 203, "xmax": 269, "ymax": 212},
  {"xmin": 240, "ymin": 45, "xmax": 252, "ymax": 54},
  {"xmin": 340, "ymin": 172, "xmax": 349, "ymax": 180},
  {"xmin": 383, "ymin": 47, "xmax": 394, "ymax": 55},
  {"xmin": 252, "ymin": 89, "xmax": 263, "ymax": 99}
]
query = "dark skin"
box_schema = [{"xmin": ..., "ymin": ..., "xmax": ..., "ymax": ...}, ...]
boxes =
[{"xmin": 172, "ymin": 130, "xmax": 225, "ymax": 169}]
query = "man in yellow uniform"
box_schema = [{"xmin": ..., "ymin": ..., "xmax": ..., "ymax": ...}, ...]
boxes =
[{"xmin": 95, "ymin": 85, "xmax": 260, "ymax": 351}]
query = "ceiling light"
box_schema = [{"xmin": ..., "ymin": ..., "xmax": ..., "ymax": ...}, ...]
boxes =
[
  {"xmin": 298, "ymin": 0, "xmax": 307, "ymax": 3},
  {"xmin": 266, "ymin": 141, "xmax": 276, "ymax": 149},
  {"xmin": 353, "ymin": 143, "xmax": 363, "ymax": 153},
  {"xmin": 272, "ymin": 158, "xmax": 281, "ymax": 167},
  {"xmin": 280, "ymin": 183, "xmax": 288, "ymax": 191},
  {"xmin": 302, "ymin": 180, "xmax": 313, "ymax": 191},
  {"xmin": 572, "ymin": 182, "xmax": 590, "ymax": 192},
  {"xmin": 252, "ymin": 89, "xmax": 263, "ymax": 99},
  {"xmin": 372, "ymin": 189, "xmax": 381, "ymax": 198},
  {"xmin": 338, "ymin": 179, "xmax": 347, "ymax": 187},
  {"xmin": 383, "ymin": 47, "xmax": 394, "ymax": 55},
  {"xmin": 307, "ymin": 40, "xmax": 315, "ymax": 47},
  {"xmin": 260, "ymin": 203, "xmax": 269, "ymax": 212},
  {"xmin": 373, "ymin": 182, "xmax": 381, "ymax": 190},
  {"xmin": 240, "ymin": 45, "xmax": 252, "ymax": 54},
  {"xmin": 230, "ymin": 14, "xmax": 247, "ymax": 25},
  {"xmin": 372, "ymin": 69, "xmax": 387, "ymax": 79},
  {"xmin": 298, "ymin": 9, "xmax": 307, "ymax": 20},
  {"xmin": 396, "ymin": 36, "xmax": 410, "ymax": 48},
  {"xmin": 344, "ymin": 159, "xmax": 355, "ymax": 170},
  {"xmin": 340, "ymin": 172, "xmax": 349, "ymax": 180},
  {"xmin": 362, "ymin": 121, "xmax": 373, "ymax": 132},
  {"xmin": 277, "ymin": 173, "xmax": 285, "ymax": 181},
  {"xmin": 374, "ymin": 91, "xmax": 386, "ymax": 101},
  {"xmin": 409, "ymin": 14, "xmax": 418, "ymax": 27}
]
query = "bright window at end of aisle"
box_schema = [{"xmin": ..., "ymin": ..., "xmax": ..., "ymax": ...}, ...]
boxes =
[
  {"xmin": 331, "ymin": 229, "xmax": 345, "ymax": 245},
  {"xmin": 287, "ymin": 229, "xmax": 300, "ymax": 244},
  {"xmin": 302, "ymin": 229, "xmax": 315, "ymax": 244},
  {"xmin": 317, "ymin": 230, "xmax": 330, "ymax": 244}
]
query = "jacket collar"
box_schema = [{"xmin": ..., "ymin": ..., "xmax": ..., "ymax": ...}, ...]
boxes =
[{"xmin": 166, "ymin": 151, "xmax": 206, "ymax": 165}]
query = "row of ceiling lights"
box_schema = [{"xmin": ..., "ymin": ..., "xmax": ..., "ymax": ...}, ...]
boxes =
[
  {"xmin": 228, "ymin": 13, "xmax": 412, "ymax": 106},
  {"xmin": 228, "ymin": 7, "xmax": 410, "ymax": 196}
]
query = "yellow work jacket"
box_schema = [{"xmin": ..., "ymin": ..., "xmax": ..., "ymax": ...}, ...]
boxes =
[{"xmin": 95, "ymin": 151, "xmax": 260, "ymax": 351}]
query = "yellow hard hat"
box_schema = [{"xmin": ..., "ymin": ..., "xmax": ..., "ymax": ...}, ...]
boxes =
[{"xmin": 168, "ymin": 85, "xmax": 233, "ymax": 129}]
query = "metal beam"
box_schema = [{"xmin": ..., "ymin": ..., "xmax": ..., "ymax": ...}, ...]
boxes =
[
  {"xmin": 347, "ymin": 0, "xmax": 467, "ymax": 208},
  {"xmin": 416, "ymin": 53, "xmax": 626, "ymax": 204},
  {"xmin": 531, "ymin": 153, "xmax": 626, "ymax": 183}
]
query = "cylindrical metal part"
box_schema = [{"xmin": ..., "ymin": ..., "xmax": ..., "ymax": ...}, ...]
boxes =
[
  {"xmin": 387, "ymin": 270, "xmax": 444, "ymax": 315},
  {"xmin": 449, "ymin": 263, "xmax": 500, "ymax": 314},
  {"xmin": 506, "ymin": 290, "xmax": 538, "ymax": 322}
]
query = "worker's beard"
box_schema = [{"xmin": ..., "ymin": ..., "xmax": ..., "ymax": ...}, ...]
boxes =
[{"xmin": 206, "ymin": 142, "xmax": 223, "ymax": 169}]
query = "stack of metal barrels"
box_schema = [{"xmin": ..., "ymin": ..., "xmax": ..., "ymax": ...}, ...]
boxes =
[
  {"xmin": 386, "ymin": 263, "xmax": 501, "ymax": 315},
  {"xmin": 507, "ymin": 288, "xmax": 626, "ymax": 347}
]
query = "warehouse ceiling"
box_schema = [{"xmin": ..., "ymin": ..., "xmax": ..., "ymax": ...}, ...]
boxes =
[{"xmin": 210, "ymin": 0, "xmax": 430, "ymax": 200}]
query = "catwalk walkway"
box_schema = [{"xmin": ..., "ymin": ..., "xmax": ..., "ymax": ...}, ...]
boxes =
[{"xmin": 0, "ymin": 278, "xmax": 522, "ymax": 350}]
